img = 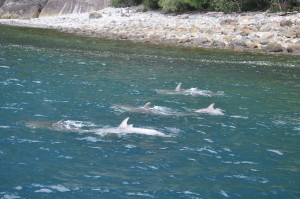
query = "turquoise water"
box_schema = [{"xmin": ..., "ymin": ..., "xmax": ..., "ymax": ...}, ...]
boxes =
[{"xmin": 0, "ymin": 25, "xmax": 300, "ymax": 199}]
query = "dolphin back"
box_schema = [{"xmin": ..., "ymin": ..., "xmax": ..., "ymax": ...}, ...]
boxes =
[
  {"xmin": 119, "ymin": 117, "xmax": 130, "ymax": 128},
  {"xmin": 175, "ymin": 83, "xmax": 182, "ymax": 91}
]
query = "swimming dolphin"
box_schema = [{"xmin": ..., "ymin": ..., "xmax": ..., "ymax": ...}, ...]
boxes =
[
  {"xmin": 156, "ymin": 83, "xmax": 221, "ymax": 97},
  {"xmin": 111, "ymin": 102, "xmax": 179, "ymax": 116},
  {"xmin": 94, "ymin": 117, "xmax": 170, "ymax": 137},
  {"xmin": 26, "ymin": 118, "xmax": 170, "ymax": 137},
  {"xmin": 195, "ymin": 103, "xmax": 224, "ymax": 116}
]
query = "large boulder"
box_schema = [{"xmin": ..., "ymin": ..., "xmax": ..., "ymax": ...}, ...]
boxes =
[
  {"xmin": 0, "ymin": 0, "xmax": 48, "ymax": 19},
  {"xmin": 266, "ymin": 43, "xmax": 283, "ymax": 53},
  {"xmin": 0, "ymin": 0, "xmax": 5, "ymax": 7},
  {"xmin": 40, "ymin": 0, "xmax": 111, "ymax": 17}
]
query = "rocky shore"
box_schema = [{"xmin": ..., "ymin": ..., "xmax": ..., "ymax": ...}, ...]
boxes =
[{"xmin": 1, "ymin": 6, "xmax": 300, "ymax": 55}]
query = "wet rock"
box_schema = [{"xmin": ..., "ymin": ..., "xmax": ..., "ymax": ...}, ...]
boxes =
[
  {"xmin": 287, "ymin": 44, "xmax": 300, "ymax": 55},
  {"xmin": 192, "ymin": 37, "xmax": 209, "ymax": 45},
  {"xmin": 266, "ymin": 43, "xmax": 283, "ymax": 52},
  {"xmin": 212, "ymin": 40, "xmax": 225, "ymax": 48}
]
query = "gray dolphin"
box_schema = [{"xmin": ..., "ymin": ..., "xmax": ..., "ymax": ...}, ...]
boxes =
[
  {"xmin": 94, "ymin": 117, "xmax": 170, "ymax": 137},
  {"xmin": 26, "ymin": 118, "xmax": 170, "ymax": 137},
  {"xmin": 195, "ymin": 103, "xmax": 224, "ymax": 116},
  {"xmin": 111, "ymin": 102, "xmax": 179, "ymax": 116},
  {"xmin": 156, "ymin": 83, "xmax": 222, "ymax": 97}
]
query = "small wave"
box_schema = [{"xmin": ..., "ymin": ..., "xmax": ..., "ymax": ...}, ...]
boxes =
[
  {"xmin": 204, "ymin": 138, "xmax": 214, "ymax": 143},
  {"xmin": 182, "ymin": 191, "xmax": 201, "ymax": 196},
  {"xmin": 0, "ymin": 65, "xmax": 10, "ymax": 69},
  {"xmin": 77, "ymin": 136, "xmax": 102, "ymax": 142},
  {"xmin": 220, "ymin": 190, "xmax": 229, "ymax": 198},
  {"xmin": 267, "ymin": 149, "xmax": 284, "ymax": 155},
  {"xmin": 230, "ymin": 115, "xmax": 249, "ymax": 119},
  {"xmin": 60, "ymin": 120, "xmax": 97, "ymax": 129},
  {"xmin": 84, "ymin": 175, "xmax": 101, "ymax": 179},
  {"xmin": 14, "ymin": 186, "xmax": 22, "ymax": 190},
  {"xmin": 293, "ymin": 127, "xmax": 300, "ymax": 131},
  {"xmin": 1, "ymin": 193, "xmax": 21, "ymax": 199},
  {"xmin": 35, "ymin": 188, "xmax": 52, "ymax": 193},
  {"xmin": 49, "ymin": 185, "xmax": 70, "ymax": 192},
  {"xmin": 125, "ymin": 144, "xmax": 136, "ymax": 148},
  {"xmin": 126, "ymin": 192, "xmax": 154, "ymax": 198},
  {"xmin": 58, "ymin": 155, "xmax": 73, "ymax": 159},
  {"xmin": 8, "ymin": 136, "xmax": 42, "ymax": 143},
  {"xmin": 0, "ymin": 125, "xmax": 10, "ymax": 128}
]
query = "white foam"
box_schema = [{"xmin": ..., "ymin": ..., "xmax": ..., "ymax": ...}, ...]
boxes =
[
  {"xmin": 62, "ymin": 120, "xmax": 97, "ymax": 129},
  {"xmin": 220, "ymin": 190, "xmax": 229, "ymax": 198},
  {"xmin": 35, "ymin": 188, "xmax": 52, "ymax": 193},
  {"xmin": 267, "ymin": 149, "xmax": 284, "ymax": 155},
  {"xmin": 125, "ymin": 144, "xmax": 136, "ymax": 148},
  {"xmin": 0, "ymin": 66, "xmax": 10, "ymax": 69},
  {"xmin": 49, "ymin": 185, "xmax": 70, "ymax": 192},
  {"xmin": 0, "ymin": 125, "xmax": 10, "ymax": 129},
  {"xmin": 293, "ymin": 127, "xmax": 300, "ymax": 131},
  {"xmin": 230, "ymin": 115, "xmax": 249, "ymax": 119},
  {"xmin": 58, "ymin": 155, "xmax": 73, "ymax": 159},
  {"xmin": 204, "ymin": 138, "xmax": 214, "ymax": 143},
  {"xmin": 1, "ymin": 194, "xmax": 21, "ymax": 199},
  {"xmin": 126, "ymin": 192, "xmax": 154, "ymax": 198},
  {"xmin": 77, "ymin": 136, "xmax": 102, "ymax": 142},
  {"xmin": 183, "ymin": 191, "xmax": 200, "ymax": 196},
  {"xmin": 14, "ymin": 186, "xmax": 22, "ymax": 190}
]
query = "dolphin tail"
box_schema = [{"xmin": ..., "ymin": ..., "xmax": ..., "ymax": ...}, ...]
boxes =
[
  {"xmin": 144, "ymin": 102, "xmax": 151, "ymax": 109},
  {"xmin": 119, "ymin": 117, "xmax": 130, "ymax": 128},
  {"xmin": 175, "ymin": 83, "xmax": 182, "ymax": 91}
]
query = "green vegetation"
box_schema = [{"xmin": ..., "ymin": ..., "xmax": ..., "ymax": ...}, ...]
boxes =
[{"xmin": 112, "ymin": 0, "xmax": 300, "ymax": 12}]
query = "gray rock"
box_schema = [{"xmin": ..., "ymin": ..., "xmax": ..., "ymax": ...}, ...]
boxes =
[
  {"xmin": 0, "ymin": 0, "xmax": 48, "ymax": 19},
  {"xmin": 89, "ymin": 11, "xmax": 102, "ymax": 19},
  {"xmin": 287, "ymin": 44, "xmax": 300, "ymax": 55},
  {"xmin": 266, "ymin": 43, "xmax": 283, "ymax": 52},
  {"xmin": 280, "ymin": 19, "xmax": 293, "ymax": 26},
  {"xmin": 0, "ymin": 0, "xmax": 5, "ymax": 7},
  {"xmin": 40, "ymin": 0, "xmax": 111, "ymax": 17},
  {"xmin": 193, "ymin": 37, "xmax": 209, "ymax": 44},
  {"xmin": 220, "ymin": 19, "xmax": 238, "ymax": 25},
  {"xmin": 212, "ymin": 40, "xmax": 225, "ymax": 48}
]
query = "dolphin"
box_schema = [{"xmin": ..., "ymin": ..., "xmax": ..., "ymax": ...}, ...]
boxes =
[
  {"xmin": 111, "ymin": 102, "xmax": 179, "ymax": 116},
  {"xmin": 195, "ymin": 103, "xmax": 224, "ymax": 116},
  {"xmin": 156, "ymin": 83, "xmax": 221, "ymax": 97},
  {"xmin": 94, "ymin": 117, "xmax": 170, "ymax": 137},
  {"xmin": 26, "ymin": 118, "xmax": 170, "ymax": 137}
]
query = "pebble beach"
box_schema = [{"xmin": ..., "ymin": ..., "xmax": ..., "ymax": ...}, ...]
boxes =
[{"xmin": 1, "ymin": 6, "xmax": 300, "ymax": 55}]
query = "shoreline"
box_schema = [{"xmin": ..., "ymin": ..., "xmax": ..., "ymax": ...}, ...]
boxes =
[{"xmin": 0, "ymin": 7, "xmax": 300, "ymax": 56}]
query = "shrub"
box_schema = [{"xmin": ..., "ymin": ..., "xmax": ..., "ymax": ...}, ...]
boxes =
[
  {"xmin": 158, "ymin": 0, "xmax": 209, "ymax": 13},
  {"xmin": 111, "ymin": 0, "xmax": 142, "ymax": 7},
  {"xmin": 143, "ymin": 0, "xmax": 160, "ymax": 9}
]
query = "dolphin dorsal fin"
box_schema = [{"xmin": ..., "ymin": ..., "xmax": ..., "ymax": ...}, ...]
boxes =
[
  {"xmin": 119, "ymin": 117, "xmax": 130, "ymax": 128},
  {"xmin": 175, "ymin": 83, "xmax": 182, "ymax": 91},
  {"xmin": 208, "ymin": 103, "xmax": 215, "ymax": 109},
  {"xmin": 144, "ymin": 102, "xmax": 151, "ymax": 109}
]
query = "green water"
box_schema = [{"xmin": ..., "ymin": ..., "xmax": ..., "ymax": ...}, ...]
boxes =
[{"xmin": 0, "ymin": 24, "xmax": 300, "ymax": 199}]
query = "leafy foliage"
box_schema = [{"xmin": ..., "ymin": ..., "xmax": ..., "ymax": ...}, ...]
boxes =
[{"xmin": 112, "ymin": 0, "xmax": 300, "ymax": 12}]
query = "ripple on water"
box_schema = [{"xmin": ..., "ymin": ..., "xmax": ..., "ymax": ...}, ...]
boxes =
[{"xmin": 267, "ymin": 149, "xmax": 284, "ymax": 155}]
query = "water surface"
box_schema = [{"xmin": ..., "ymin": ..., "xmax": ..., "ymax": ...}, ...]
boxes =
[{"xmin": 1, "ymin": 25, "xmax": 300, "ymax": 199}]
